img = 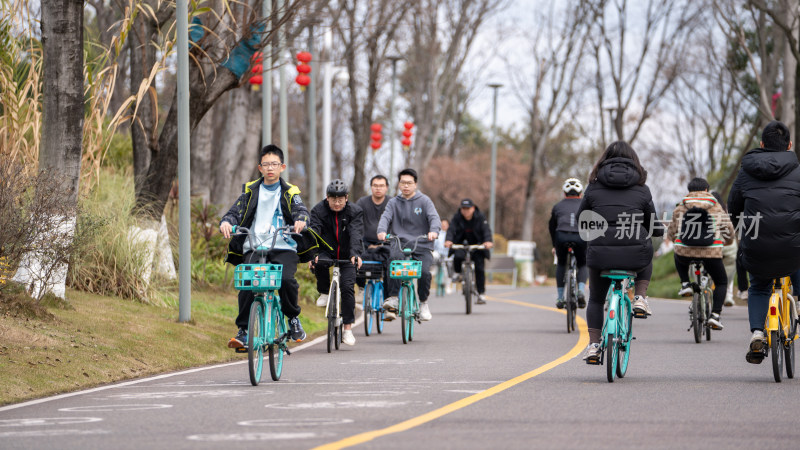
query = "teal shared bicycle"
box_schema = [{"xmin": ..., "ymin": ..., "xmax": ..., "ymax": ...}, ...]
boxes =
[
  {"xmin": 387, "ymin": 235, "xmax": 429, "ymax": 344},
  {"xmin": 359, "ymin": 260, "xmax": 386, "ymax": 336},
  {"xmin": 232, "ymin": 225, "xmax": 297, "ymax": 385},
  {"xmin": 586, "ymin": 270, "xmax": 635, "ymax": 383}
]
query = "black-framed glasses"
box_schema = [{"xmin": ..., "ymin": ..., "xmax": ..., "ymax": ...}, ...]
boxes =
[
  {"xmin": 398, "ymin": 180, "xmax": 415, "ymax": 186},
  {"xmin": 260, "ymin": 161, "xmax": 282, "ymax": 169}
]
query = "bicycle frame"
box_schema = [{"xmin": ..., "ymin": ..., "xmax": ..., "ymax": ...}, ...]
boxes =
[
  {"xmin": 597, "ymin": 270, "xmax": 635, "ymax": 382},
  {"xmin": 766, "ymin": 277, "xmax": 792, "ymax": 337}
]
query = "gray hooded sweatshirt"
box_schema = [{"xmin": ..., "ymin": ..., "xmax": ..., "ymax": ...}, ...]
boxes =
[{"xmin": 377, "ymin": 191, "xmax": 441, "ymax": 250}]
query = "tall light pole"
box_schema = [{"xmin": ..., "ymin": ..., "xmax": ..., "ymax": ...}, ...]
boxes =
[
  {"xmin": 262, "ymin": 0, "xmax": 272, "ymax": 146},
  {"xmin": 177, "ymin": 0, "xmax": 191, "ymax": 322},
  {"xmin": 307, "ymin": 26, "xmax": 318, "ymax": 205},
  {"xmin": 321, "ymin": 28, "xmax": 348, "ymax": 198},
  {"xmin": 387, "ymin": 56, "xmax": 402, "ymax": 193},
  {"xmin": 488, "ymin": 83, "xmax": 502, "ymax": 243},
  {"xmin": 278, "ymin": 0, "xmax": 288, "ymax": 164}
]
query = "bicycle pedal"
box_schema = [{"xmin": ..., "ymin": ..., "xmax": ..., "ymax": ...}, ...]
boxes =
[
  {"xmin": 633, "ymin": 311, "xmax": 648, "ymax": 319},
  {"xmin": 234, "ymin": 347, "xmax": 248, "ymax": 353},
  {"xmin": 585, "ymin": 357, "xmax": 601, "ymax": 365},
  {"xmin": 284, "ymin": 348, "xmax": 291, "ymax": 355}
]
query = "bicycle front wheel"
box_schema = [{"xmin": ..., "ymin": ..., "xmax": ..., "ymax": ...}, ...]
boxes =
[
  {"xmin": 772, "ymin": 330, "xmax": 784, "ymax": 382},
  {"xmin": 326, "ymin": 283, "xmax": 338, "ymax": 353},
  {"xmin": 268, "ymin": 302, "xmax": 284, "ymax": 381},
  {"xmin": 400, "ymin": 286, "xmax": 411, "ymax": 344},
  {"xmin": 464, "ymin": 267, "xmax": 473, "ymax": 314},
  {"xmin": 606, "ymin": 333, "xmax": 619, "ymax": 383},
  {"xmin": 786, "ymin": 300, "xmax": 797, "ymax": 379},
  {"xmin": 247, "ymin": 300, "xmax": 265, "ymax": 386},
  {"xmin": 691, "ymin": 293, "xmax": 702, "ymax": 344},
  {"xmin": 704, "ymin": 291, "xmax": 712, "ymax": 341},
  {"xmin": 364, "ymin": 282, "xmax": 374, "ymax": 337},
  {"xmin": 375, "ymin": 282, "xmax": 385, "ymax": 334},
  {"xmin": 617, "ymin": 300, "xmax": 633, "ymax": 378}
]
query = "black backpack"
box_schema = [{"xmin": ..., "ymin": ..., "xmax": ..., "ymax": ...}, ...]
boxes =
[{"xmin": 679, "ymin": 206, "xmax": 715, "ymax": 247}]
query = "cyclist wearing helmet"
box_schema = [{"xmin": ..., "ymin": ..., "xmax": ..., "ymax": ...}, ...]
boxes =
[
  {"xmin": 445, "ymin": 199, "xmax": 494, "ymax": 304},
  {"xmin": 309, "ymin": 179, "xmax": 364, "ymax": 346},
  {"xmin": 548, "ymin": 178, "xmax": 588, "ymax": 309}
]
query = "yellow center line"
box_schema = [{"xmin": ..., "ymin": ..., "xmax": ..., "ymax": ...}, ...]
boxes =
[{"xmin": 313, "ymin": 295, "xmax": 588, "ymax": 450}]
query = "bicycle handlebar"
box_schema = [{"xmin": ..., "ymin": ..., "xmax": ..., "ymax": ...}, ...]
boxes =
[
  {"xmin": 314, "ymin": 256, "xmax": 357, "ymax": 266},
  {"xmin": 449, "ymin": 244, "xmax": 486, "ymax": 250},
  {"xmin": 383, "ymin": 234, "xmax": 430, "ymax": 254},
  {"xmin": 232, "ymin": 225, "xmax": 299, "ymax": 253}
]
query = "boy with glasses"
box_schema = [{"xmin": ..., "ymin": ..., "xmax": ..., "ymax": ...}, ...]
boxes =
[
  {"xmin": 377, "ymin": 168, "xmax": 442, "ymax": 321},
  {"xmin": 219, "ymin": 145, "xmax": 315, "ymax": 348}
]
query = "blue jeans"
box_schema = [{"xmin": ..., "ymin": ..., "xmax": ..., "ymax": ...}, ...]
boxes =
[{"xmin": 747, "ymin": 270, "xmax": 800, "ymax": 331}]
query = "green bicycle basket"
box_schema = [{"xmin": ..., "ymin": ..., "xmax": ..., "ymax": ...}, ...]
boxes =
[
  {"xmin": 234, "ymin": 263, "xmax": 283, "ymax": 291},
  {"xmin": 389, "ymin": 260, "xmax": 422, "ymax": 280}
]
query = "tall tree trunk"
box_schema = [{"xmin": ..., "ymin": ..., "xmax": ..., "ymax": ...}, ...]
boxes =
[
  {"xmin": 130, "ymin": 11, "xmax": 160, "ymax": 197},
  {"xmin": 41, "ymin": 0, "xmax": 84, "ymax": 204}
]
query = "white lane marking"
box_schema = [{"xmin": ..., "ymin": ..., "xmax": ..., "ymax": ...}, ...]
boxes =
[
  {"xmin": 58, "ymin": 404, "xmax": 172, "ymax": 412},
  {"xmin": 0, "ymin": 417, "xmax": 103, "ymax": 427},
  {"xmin": 187, "ymin": 432, "xmax": 330, "ymax": 441},
  {"xmin": 100, "ymin": 390, "xmax": 265, "ymax": 399},
  {"xmin": 0, "ymin": 429, "xmax": 110, "ymax": 438},
  {"xmin": 316, "ymin": 391, "xmax": 412, "ymax": 398},
  {"xmin": 238, "ymin": 418, "xmax": 354, "ymax": 427},
  {"xmin": 264, "ymin": 401, "xmax": 433, "ymax": 409},
  {"xmin": 0, "ymin": 335, "xmax": 328, "ymax": 412}
]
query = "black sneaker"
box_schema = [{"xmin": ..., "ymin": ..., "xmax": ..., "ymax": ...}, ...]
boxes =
[
  {"xmin": 556, "ymin": 298, "xmax": 565, "ymax": 309},
  {"xmin": 228, "ymin": 328, "xmax": 247, "ymax": 349},
  {"xmin": 289, "ymin": 317, "xmax": 306, "ymax": 342},
  {"xmin": 577, "ymin": 290, "xmax": 586, "ymax": 309}
]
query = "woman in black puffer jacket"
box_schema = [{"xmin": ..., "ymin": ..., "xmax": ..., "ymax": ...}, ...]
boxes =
[{"xmin": 577, "ymin": 141, "xmax": 663, "ymax": 363}]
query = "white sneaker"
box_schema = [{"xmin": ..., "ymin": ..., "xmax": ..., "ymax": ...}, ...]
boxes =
[
  {"xmin": 632, "ymin": 295, "xmax": 652, "ymax": 316},
  {"xmin": 342, "ymin": 329, "xmax": 356, "ymax": 346},
  {"xmin": 383, "ymin": 297, "xmax": 399, "ymax": 313},
  {"xmin": 724, "ymin": 295, "xmax": 735, "ymax": 307},
  {"xmin": 316, "ymin": 294, "xmax": 329, "ymax": 307},
  {"xmin": 419, "ymin": 302, "xmax": 432, "ymax": 321},
  {"xmin": 477, "ymin": 294, "xmax": 487, "ymax": 304},
  {"xmin": 707, "ymin": 312, "xmax": 724, "ymax": 330},
  {"xmin": 382, "ymin": 311, "xmax": 397, "ymax": 321},
  {"xmin": 678, "ymin": 282, "xmax": 692, "ymax": 297},
  {"xmin": 738, "ymin": 290, "xmax": 748, "ymax": 300},
  {"xmin": 583, "ymin": 343, "xmax": 601, "ymax": 362},
  {"xmin": 749, "ymin": 329, "xmax": 766, "ymax": 352}
]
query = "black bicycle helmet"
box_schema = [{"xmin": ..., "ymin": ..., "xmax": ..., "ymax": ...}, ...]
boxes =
[{"xmin": 326, "ymin": 179, "xmax": 349, "ymax": 197}]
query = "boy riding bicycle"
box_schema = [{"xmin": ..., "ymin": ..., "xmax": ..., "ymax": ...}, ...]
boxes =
[
  {"xmin": 728, "ymin": 120, "xmax": 800, "ymax": 363},
  {"xmin": 548, "ymin": 178, "xmax": 588, "ymax": 309},
  {"xmin": 219, "ymin": 145, "xmax": 315, "ymax": 349},
  {"xmin": 666, "ymin": 177, "xmax": 734, "ymax": 330},
  {"xmin": 377, "ymin": 168, "xmax": 441, "ymax": 321},
  {"xmin": 445, "ymin": 199, "xmax": 493, "ymax": 304},
  {"xmin": 309, "ymin": 180, "xmax": 364, "ymax": 346}
]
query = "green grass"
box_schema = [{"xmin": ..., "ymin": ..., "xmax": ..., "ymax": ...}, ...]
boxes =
[
  {"xmin": 0, "ymin": 282, "xmax": 328, "ymax": 406},
  {"xmin": 647, "ymin": 251, "xmax": 684, "ymax": 300}
]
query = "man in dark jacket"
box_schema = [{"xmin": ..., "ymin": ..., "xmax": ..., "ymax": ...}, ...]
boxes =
[
  {"xmin": 219, "ymin": 145, "xmax": 313, "ymax": 348},
  {"xmin": 309, "ymin": 180, "xmax": 364, "ymax": 346},
  {"xmin": 548, "ymin": 178, "xmax": 588, "ymax": 309},
  {"xmin": 445, "ymin": 199, "xmax": 494, "ymax": 304},
  {"xmin": 728, "ymin": 120, "xmax": 800, "ymax": 364}
]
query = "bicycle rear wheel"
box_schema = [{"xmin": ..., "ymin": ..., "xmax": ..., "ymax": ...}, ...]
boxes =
[
  {"xmin": 704, "ymin": 291, "xmax": 712, "ymax": 341},
  {"xmin": 400, "ymin": 287, "xmax": 411, "ymax": 344},
  {"xmin": 691, "ymin": 293, "xmax": 702, "ymax": 344},
  {"xmin": 606, "ymin": 332, "xmax": 618, "ymax": 383},
  {"xmin": 617, "ymin": 300, "xmax": 632, "ymax": 378},
  {"xmin": 326, "ymin": 282, "xmax": 338, "ymax": 353},
  {"xmin": 364, "ymin": 282, "xmax": 374, "ymax": 337},
  {"xmin": 772, "ymin": 330, "xmax": 784, "ymax": 382},
  {"xmin": 268, "ymin": 302, "xmax": 284, "ymax": 381},
  {"xmin": 786, "ymin": 300, "xmax": 797, "ymax": 379},
  {"xmin": 464, "ymin": 267, "xmax": 473, "ymax": 315},
  {"xmin": 375, "ymin": 282, "xmax": 385, "ymax": 334},
  {"xmin": 247, "ymin": 300, "xmax": 264, "ymax": 386}
]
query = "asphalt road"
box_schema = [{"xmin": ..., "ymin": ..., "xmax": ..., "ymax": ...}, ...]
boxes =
[{"xmin": 2, "ymin": 285, "xmax": 800, "ymax": 449}]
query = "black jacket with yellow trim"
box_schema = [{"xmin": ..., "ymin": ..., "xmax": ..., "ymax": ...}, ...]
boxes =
[{"xmin": 220, "ymin": 177, "xmax": 318, "ymax": 265}]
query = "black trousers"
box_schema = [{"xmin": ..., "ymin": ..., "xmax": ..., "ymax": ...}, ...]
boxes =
[
  {"xmin": 674, "ymin": 254, "xmax": 727, "ymax": 314},
  {"xmin": 357, "ymin": 245, "xmax": 401, "ymax": 298},
  {"xmin": 313, "ymin": 260, "xmax": 357, "ymax": 325},
  {"xmin": 452, "ymin": 249, "xmax": 487, "ymax": 294},
  {"xmin": 554, "ymin": 231, "xmax": 588, "ymax": 288},
  {"xmin": 587, "ymin": 264, "xmax": 652, "ymax": 330},
  {"xmin": 236, "ymin": 250, "xmax": 301, "ymax": 330}
]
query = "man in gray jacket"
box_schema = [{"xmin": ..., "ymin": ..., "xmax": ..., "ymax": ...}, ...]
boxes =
[{"xmin": 377, "ymin": 168, "xmax": 441, "ymax": 321}]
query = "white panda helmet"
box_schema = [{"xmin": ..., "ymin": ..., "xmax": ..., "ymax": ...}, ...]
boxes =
[{"xmin": 562, "ymin": 178, "xmax": 583, "ymax": 195}]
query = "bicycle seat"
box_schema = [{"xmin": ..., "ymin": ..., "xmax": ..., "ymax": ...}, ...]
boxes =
[
  {"xmin": 564, "ymin": 241, "xmax": 579, "ymax": 249},
  {"xmin": 600, "ymin": 270, "xmax": 637, "ymax": 279}
]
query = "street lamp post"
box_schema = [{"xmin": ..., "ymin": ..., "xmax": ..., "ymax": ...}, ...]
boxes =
[
  {"xmin": 278, "ymin": 0, "xmax": 288, "ymax": 164},
  {"xmin": 488, "ymin": 83, "xmax": 502, "ymax": 244},
  {"xmin": 261, "ymin": 0, "xmax": 271, "ymax": 146},
  {"xmin": 307, "ymin": 26, "xmax": 318, "ymax": 205},
  {"xmin": 321, "ymin": 29, "xmax": 348, "ymax": 198},
  {"xmin": 387, "ymin": 56, "xmax": 402, "ymax": 193},
  {"xmin": 177, "ymin": 0, "xmax": 191, "ymax": 322}
]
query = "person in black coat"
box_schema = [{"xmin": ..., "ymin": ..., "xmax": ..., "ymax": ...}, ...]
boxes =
[
  {"xmin": 309, "ymin": 180, "xmax": 364, "ymax": 346},
  {"xmin": 728, "ymin": 120, "xmax": 800, "ymax": 363},
  {"xmin": 445, "ymin": 199, "xmax": 494, "ymax": 304},
  {"xmin": 548, "ymin": 178, "xmax": 588, "ymax": 309},
  {"xmin": 577, "ymin": 141, "xmax": 663, "ymax": 363}
]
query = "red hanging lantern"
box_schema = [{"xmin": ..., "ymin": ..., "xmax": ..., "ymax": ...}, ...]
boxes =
[
  {"xmin": 295, "ymin": 74, "xmax": 311, "ymax": 91},
  {"xmin": 370, "ymin": 123, "xmax": 383, "ymax": 151},
  {"xmin": 403, "ymin": 121, "xmax": 414, "ymax": 130},
  {"xmin": 252, "ymin": 64, "xmax": 263, "ymax": 74},
  {"xmin": 249, "ymin": 74, "xmax": 263, "ymax": 91},
  {"xmin": 402, "ymin": 130, "xmax": 412, "ymax": 138},
  {"xmin": 402, "ymin": 121, "xmax": 414, "ymax": 149},
  {"xmin": 251, "ymin": 52, "xmax": 263, "ymax": 63},
  {"xmin": 297, "ymin": 51, "xmax": 312, "ymax": 63},
  {"xmin": 401, "ymin": 138, "xmax": 412, "ymax": 147},
  {"xmin": 296, "ymin": 63, "xmax": 311, "ymax": 74}
]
